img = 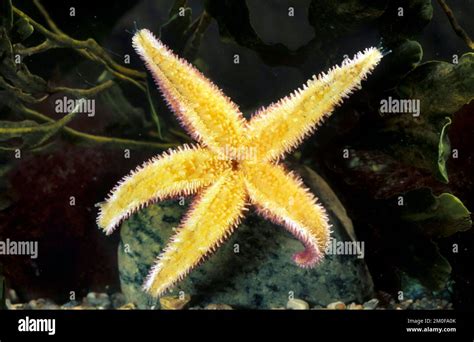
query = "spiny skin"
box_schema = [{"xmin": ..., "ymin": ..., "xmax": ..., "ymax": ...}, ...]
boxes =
[
  {"xmin": 97, "ymin": 29, "xmax": 383, "ymax": 297},
  {"xmin": 132, "ymin": 29, "xmax": 246, "ymax": 156},
  {"xmin": 243, "ymin": 162, "xmax": 330, "ymax": 267},
  {"xmin": 246, "ymin": 51, "xmax": 383, "ymax": 161},
  {"xmin": 145, "ymin": 171, "xmax": 247, "ymax": 296},
  {"xmin": 97, "ymin": 146, "xmax": 228, "ymax": 235}
]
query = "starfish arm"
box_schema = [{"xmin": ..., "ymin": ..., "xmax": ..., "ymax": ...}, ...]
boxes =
[
  {"xmin": 97, "ymin": 145, "xmax": 229, "ymax": 235},
  {"xmin": 243, "ymin": 162, "xmax": 331, "ymax": 267},
  {"xmin": 133, "ymin": 29, "xmax": 245, "ymax": 153},
  {"xmin": 144, "ymin": 170, "xmax": 247, "ymax": 297},
  {"xmin": 247, "ymin": 47, "xmax": 383, "ymax": 162}
]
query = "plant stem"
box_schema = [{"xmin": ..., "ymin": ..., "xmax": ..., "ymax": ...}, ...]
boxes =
[
  {"xmin": 15, "ymin": 39, "xmax": 57, "ymax": 56},
  {"xmin": 17, "ymin": 105, "xmax": 177, "ymax": 150},
  {"xmin": 13, "ymin": 6, "xmax": 147, "ymax": 86},
  {"xmin": 48, "ymin": 80, "xmax": 115, "ymax": 97},
  {"xmin": 437, "ymin": 0, "xmax": 474, "ymax": 50}
]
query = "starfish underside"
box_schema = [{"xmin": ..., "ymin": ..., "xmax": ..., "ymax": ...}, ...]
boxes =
[{"xmin": 97, "ymin": 29, "xmax": 382, "ymax": 297}]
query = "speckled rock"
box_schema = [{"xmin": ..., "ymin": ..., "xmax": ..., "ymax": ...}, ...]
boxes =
[{"xmin": 118, "ymin": 166, "xmax": 374, "ymax": 309}]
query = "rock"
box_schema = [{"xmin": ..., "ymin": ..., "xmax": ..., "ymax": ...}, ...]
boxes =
[
  {"xmin": 204, "ymin": 303, "xmax": 233, "ymax": 310},
  {"xmin": 83, "ymin": 292, "xmax": 111, "ymax": 309},
  {"xmin": 8, "ymin": 302, "xmax": 26, "ymax": 310},
  {"xmin": 327, "ymin": 301, "xmax": 346, "ymax": 310},
  {"xmin": 286, "ymin": 298, "xmax": 309, "ymax": 310},
  {"xmin": 26, "ymin": 298, "xmax": 59, "ymax": 310},
  {"xmin": 312, "ymin": 305, "xmax": 324, "ymax": 310},
  {"xmin": 118, "ymin": 166, "xmax": 374, "ymax": 309},
  {"xmin": 8, "ymin": 289, "xmax": 19, "ymax": 304},
  {"xmin": 61, "ymin": 300, "xmax": 81, "ymax": 309},
  {"xmin": 117, "ymin": 303, "xmax": 137, "ymax": 310},
  {"xmin": 69, "ymin": 305, "xmax": 96, "ymax": 310},
  {"xmin": 159, "ymin": 294, "xmax": 191, "ymax": 310},
  {"xmin": 26, "ymin": 298, "xmax": 45, "ymax": 309},
  {"xmin": 411, "ymin": 297, "xmax": 452, "ymax": 310},
  {"xmin": 363, "ymin": 298, "xmax": 379, "ymax": 310},
  {"xmin": 111, "ymin": 293, "xmax": 127, "ymax": 309},
  {"xmin": 399, "ymin": 299, "xmax": 413, "ymax": 310},
  {"xmin": 44, "ymin": 304, "xmax": 60, "ymax": 310},
  {"xmin": 347, "ymin": 302, "xmax": 363, "ymax": 310}
]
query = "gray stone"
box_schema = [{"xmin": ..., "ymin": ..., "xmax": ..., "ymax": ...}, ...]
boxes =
[
  {"xmin": 60, "ymin": 300, "xmax": 81, "ymax": 309},
  {"xmin": 84, "ymin": 292, "xmax": 111, "ymax": 309},
  {"xmin": 363, "ymin": 298, "xmax": 380, "ymax": 310},
  {"xmin": 118, "ymin": 166, "xmax": 374, "ymax": 309},
  {"xmin": 111, "ymin": 293, "xmax": 127, "ymax": 309}
]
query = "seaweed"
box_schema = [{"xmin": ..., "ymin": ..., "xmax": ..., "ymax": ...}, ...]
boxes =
[{"xmin": 0, "ymin": 0, "xmax": 180, "ymax": 151}]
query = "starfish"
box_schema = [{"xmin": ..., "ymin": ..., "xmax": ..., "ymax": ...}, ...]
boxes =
[{"xmin": 97, "ymin": 29, "xmax": 382, "ymax": 297}]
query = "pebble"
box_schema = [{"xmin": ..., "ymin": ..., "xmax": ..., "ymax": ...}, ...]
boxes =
[
  {"xmin": 61, "ymin": 300, "xmax": 81, "ymax": 309},
  {"xmin": 8, "ymin": 289, "xmax": 19, "ymax": 304},
  {"xmin": 286, "ymin": 298, "xmax": 309, "ymax": 310},
  {"xmin": 117, "ymin": 303, "xmax": 136, "ymax": 310},
  {"xmin": 3, "ymin": 291, "xmax": 454, "ymax": 310},
  {"xmin": 7, "ymin": 301, "xmax": 26, "ymax": 310},
  {"xmin": 363, "ymin": 298, "xmax": 379, "ymax": 310},
  {"xmin": 204, "ymin": 304, "xmax": 233, "ymax": 310},
  {"xmin": 311, "ymin": 305, "xmax": 324, "ymax": 310},
  {"xmin": 84, "ymin": 292, "xmax": 111, "ymax": 309},
  {"xmin": 327, "ymin": 301, "xmax": 346, "ymax": 310},
  {"xmin": 69, "ymin": 305, "xmax": 96, "ymax": 310},
  {"xmin": 111, "ymin": 293, "xmax": 127, "ymax": 309},
  {"xmin": 398, "ymin": 299, "xmax": 413, "ymax": 310},
  {"xmin": 159, "ymin": 294, "xmax": 191, "ymax": 310},
  {"xmin": 26, "ymin": 298, "xmax": 59, "ymax": 310},
  {"xmin": 347, "ymin": 302, "xmax": 363, "ymax": 310}
]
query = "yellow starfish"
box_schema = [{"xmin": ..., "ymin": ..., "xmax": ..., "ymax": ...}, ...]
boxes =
[{"xmin": 97, "ymin": 29, "xmax": 382, "ymax": 297}]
